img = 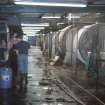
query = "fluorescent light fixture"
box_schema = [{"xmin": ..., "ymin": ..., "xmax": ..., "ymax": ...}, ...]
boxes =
[
  {"xmin": 22, "ymin": 27, "xmax": 44, "ymax": 30},
  {"xmin": 25, "ymin": 33, "xmax": 40, "ymax": 36},
  {"xmin": 42, "ymin": 104, "xmax": 48, "ymax": 105},
  {"xmin": 43, "ymin": 87, "xmax": 49, "ymax": 90},
  {"xmin": 42, "ymin": 16, "xmax": 61, "ymax": 19},
  {"xmin": 66, "ymin": 16, "xmax": 80, "ymax": 18},
  {"xmin": 23, "ymin": 30, "xmax": 41, "ymax": 32},
  {"xmin": 57, "ymin": 23, "xmax": 64, "ymax": 25},
  {"xmin": 66, "ymin": 13, "xmax": 80, "ymax": 21},
  {"xmin": 15, "ymin": 2, "xmax": 86, "ymax": 7},
  {"xmin": 23, "ymin": 31, "xmax": 40, "ymax": 34},
  {"xmin": 21, "ymin": 23, "xmax": 49, "ymax": 27},
  {"xmin": 25, "ymin": 34, "xmax": 36, "ymax": 36},
  {"xmin": 23, "ymin": 30, "xmax": 40, "ymax": 32},
  {"xmin": 14, "ymin": 0, "xmax": 22, "ymax": 1},
  {"xmin": 23, "ymin": 30, "xmax": 40, "ymax": 34},
  {"xmin": 58, "ymin": 104, "xmax": 63, "ymax": 105},
  {"xmin": 24, "ymin": 32, "xmax": 39, "ymax": 35}
]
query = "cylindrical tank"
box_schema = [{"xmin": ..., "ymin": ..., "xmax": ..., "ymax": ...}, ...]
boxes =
[
  {"xmin": 64, "ymin": 26, "xmax": 78, "ymax": 65},
  {"xmin": 58, "ymin": 24, "xmax": 104, "ymax": 65},
  {"xmin": 73, "ymin": 24, "xmax": 97, "ymax": 64},
  {"xmin": 73, "ymin": 23, "xmax": 105, "ymax": 65},
  {"xmin": 73, "ymin": 24, "xmax": 101, "ymax": 64},
  {"xmin": 51, "ymin": 31, "xmax": 60, "ymax": 59},
  {"xmin": 58, "ymin": 26, "xmax": 72, "ymax": 61},
  {"xmin": 0, "ymin": 67, "xmax": 12, "ymax": 89},
  {"xmin": 43, "ymin": 34, "xmax": 48, "ymax": 55},
  {"xmin": 50, "ymin": 23, "xmax": 105, "ymax": 67}
]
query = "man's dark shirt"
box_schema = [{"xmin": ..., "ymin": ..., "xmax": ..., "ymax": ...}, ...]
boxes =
[{"xmin": 16, "ymin": 40, "xmax": 30, "ymax": 54}]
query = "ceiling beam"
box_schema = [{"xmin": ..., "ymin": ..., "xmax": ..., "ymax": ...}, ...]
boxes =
[
  {"xmin": 0, "ymin": 5, "xmax": 104, "ymax": 14},
  {"xmin": 0, "ymin": 5, "xmax": 67, "ymax": 13},
  {"xmin": 19, "ymin": 17, "xmax": 68, "ymax": 23}
]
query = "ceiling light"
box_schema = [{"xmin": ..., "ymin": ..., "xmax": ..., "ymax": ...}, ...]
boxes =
[
  {"xmin": 24, "ymin": 32, "xmax": 39, "ymax": 34},
  {"xmin": 43, "ymin": 87, "xmax": 49, "ymax": 90},
  {"xmin": 67, "ymin": 13, "xmax": 80, "ymax": 21},
  {"xmin": 57, "ymin": 23, "xmax": 64, "ymax": 25},
  {"xmin": 66, "ymin": 16, "xmax": 80, "ymax": 18},
  {"xmin": 22, "ymin": 27, "xmax": 44, "ymax": 30},
  {"xmin": 42, "ymin": 16, "xmax": 61, "ymax": 19},
  {"xmin": 24, "ymin": 31, "xmax": 37, "ymax": 34},
  {"xmin": 21, "ymin": 23, "xmax": 49, "ymax": 27},
  {"xmin": 15, "ymin": 2, "xmax": 86, "ymax": 7},
  {"xmin": 25, "ymin": 34, "xmax": 36, "ymax": 36},
  {"xmin": 58, "ymin": 104, "xmax": 63, "ymax": 105},
  {"xmin": 14, "ymin": 0, "xmax": 22, "ymax": 1},
  {"xmin": 23, "ymin": 30, "xmax": 40, "ymax": 34},
  {"xmin": 23, "ymin": 30, "xmax": 40, "ymax": 33},
  {"xmin": 23, "ymin": 30, "xmax": 40, "ymax": 32}
]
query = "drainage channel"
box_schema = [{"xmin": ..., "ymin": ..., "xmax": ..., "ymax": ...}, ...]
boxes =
[
  {"xmin": 38, "ymin": 63, "xmax": 86, "ymax": 105},
  {"xmin": 49, "ymin": 66, "xmax": 105, "ymax": 105},
  {"xmin": 26, "ymin": 64, "xmax": 86, "ymax": 105},
  {"xmin": 50, "ymin": 76, "xmax": 86, "ymax": 105},
  {"xmin": 27, "ymin": 76, "xmax": 78, "ymax": 105}
]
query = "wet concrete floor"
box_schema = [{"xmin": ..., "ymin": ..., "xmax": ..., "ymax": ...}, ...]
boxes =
[
  {"xmin": 48, "ymin": 63, "xmax": 105, "ymax": 105},
  {"xmin": 0, "ymin": 47, "xmax": 79, "ymax": 105}
]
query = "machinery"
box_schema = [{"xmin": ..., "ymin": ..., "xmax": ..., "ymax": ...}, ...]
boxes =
[
  {"xmin": 0, "ymin": 22, "xmax": 9, "ymax": 61},
  {"xmin": 0, "ymin": 22, "xmax": 13, "ymax": 89},
  {"xmin": 44, "ymin": 23, "xmax": 105, "ymax": 80}
]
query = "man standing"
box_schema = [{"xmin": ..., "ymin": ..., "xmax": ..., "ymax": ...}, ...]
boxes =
[{"xmin": 16, "ymin": 36, "xmax": 30, "ymax": 89}]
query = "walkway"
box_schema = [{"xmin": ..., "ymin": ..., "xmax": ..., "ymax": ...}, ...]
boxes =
[{"xmin": 0, "ymin": 46, "xmax": 79, "ymax": 105}]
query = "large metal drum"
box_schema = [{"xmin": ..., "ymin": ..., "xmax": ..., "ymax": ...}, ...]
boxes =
[
  {"xmin": 0, "ymin": 67, "xmax": 12, "ymax": 89},
  {"xmin": 51, "ymin": 31, "xmax": 60, "ymax": 58},
  {"xmin": 64, "ymin": 26, "xmax": 78, "ymax": 65},
  {"xmin": 74, "ymin": 24, "xmax": 105, "ymax": 64}
]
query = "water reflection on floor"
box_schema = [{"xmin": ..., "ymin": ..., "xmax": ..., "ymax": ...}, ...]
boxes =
[{"xmin": 0, "ymin": 47, "xmax": 77, "ymax": 105}]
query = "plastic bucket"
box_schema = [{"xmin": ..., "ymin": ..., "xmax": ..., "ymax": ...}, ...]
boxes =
[{"xmin": 0, "ymin": 68, "xmax": 12, "ymax": 89}]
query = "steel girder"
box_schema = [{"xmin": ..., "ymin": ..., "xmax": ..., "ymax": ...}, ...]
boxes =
[{"xmin": 0, "ymin": 5, "xmax": 105, "ymax": 14}]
